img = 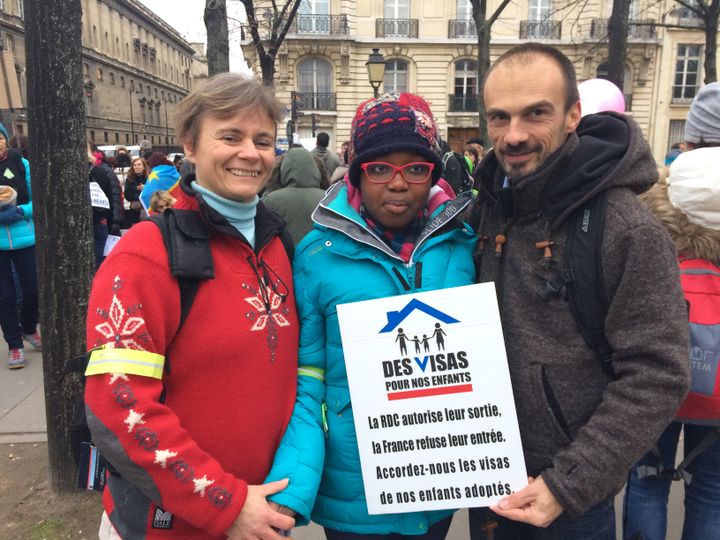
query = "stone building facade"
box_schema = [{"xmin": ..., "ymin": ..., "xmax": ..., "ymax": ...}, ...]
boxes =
[
  {"xmin": 241, "ymin": 0, "xmax": 713, "ymax": 164},
  {"xmin": 0, "ymin": 0, "xmax": 194, "ymax": 151}
]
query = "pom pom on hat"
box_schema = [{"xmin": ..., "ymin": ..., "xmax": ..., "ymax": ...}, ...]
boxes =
[{"xmin": 347, "ymin": 92, "xmax": 443, "ymax": 187}]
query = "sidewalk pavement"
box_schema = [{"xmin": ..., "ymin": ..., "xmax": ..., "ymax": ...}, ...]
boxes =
[{"xmin": 0, "ymin": 344, "xmax": 46, "ymax": 444}]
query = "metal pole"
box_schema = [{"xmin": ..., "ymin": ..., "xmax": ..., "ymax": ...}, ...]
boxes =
[{"xmin": 129, "ymin": 89, "xmax": 135, "ymax": 144}]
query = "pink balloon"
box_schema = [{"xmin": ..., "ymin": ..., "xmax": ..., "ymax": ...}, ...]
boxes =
[{"xmin": 578, "ymin": 78, "xmax": 625, "ymax": 116}]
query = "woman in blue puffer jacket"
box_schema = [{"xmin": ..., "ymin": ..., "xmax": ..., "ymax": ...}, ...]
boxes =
[
  {"xmin": 0, "ymin": 122, "xmax": 40, "ymax": 369},
  {"xmin": 265, "ymin": 93, "xmax": 476, "ymax": 538}
]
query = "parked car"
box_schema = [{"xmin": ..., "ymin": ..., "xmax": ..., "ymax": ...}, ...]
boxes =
[{"xmin": 98, "ymin": 145, "xmax": 141, "ymax": 159}]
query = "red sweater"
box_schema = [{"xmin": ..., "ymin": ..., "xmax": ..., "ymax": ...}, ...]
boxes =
[{"xmin": 85, "ymin": 192, "xmax": 298, "ymax": 539}]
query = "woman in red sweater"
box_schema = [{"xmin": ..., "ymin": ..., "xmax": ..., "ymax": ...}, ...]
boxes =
[{"xmin": 84, "ymin": 73, "xmax": 298, "ymax": 540}]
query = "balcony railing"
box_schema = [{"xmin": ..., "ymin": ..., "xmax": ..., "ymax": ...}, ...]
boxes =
[
  {"xmin": 289, "ymin": 14, "xmax": 349, "ymax": 35},
  {"xmin": 589, "ymin": 18, "xmax": 657, "ymax": 39},
  {"xmin": 449, "ymin": 94, "xmax": 479, "ymax": 113},
  {"xmin": 448, "ymin": 19, "xmax": 477, "ymax": 38},
  {"xmin": 519, "ymin": 20, "xmax": 562, "ymax": 39},
  {"xmin": 376, "ymin": 18, "xmax": 419, "ymax": 38},
  {"xmin": 296, "ymin": 92, "xmax": 336, "ymax": 111}
]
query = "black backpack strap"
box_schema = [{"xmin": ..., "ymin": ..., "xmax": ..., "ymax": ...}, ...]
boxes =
[
  {"xmin": 671, "ymin": 427, "xmax": 720, "ymax": 484},
  {"xmin": 565, "ymin": 191, "xmax": 614, "ymax": 377},
  {"xmin": 150, "ymin": 209, "xmax": 215, "ymax": 371},
  {"xmin": 278, "ymin": 226, "xmax": 294, "ymax": 263}
]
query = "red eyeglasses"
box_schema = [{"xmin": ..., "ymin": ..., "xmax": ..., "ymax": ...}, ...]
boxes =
[{"xmin": 360, "ymin": 162, "xmax": 435, "ymax": 184}]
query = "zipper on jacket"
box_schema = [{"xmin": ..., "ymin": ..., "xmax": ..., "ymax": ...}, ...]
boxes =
[
  {"xmin": 392, "ymin": 267, "xmax": 411, "ymax": 291},
  {"xmin": 415, "ymin": 262, "xmax": 423, "ymax": 289},
  {"xmin": 321, "ymin": 403, "xmax": 329, "ymax": 437}
]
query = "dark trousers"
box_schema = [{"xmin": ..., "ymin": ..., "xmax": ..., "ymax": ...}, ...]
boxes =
[
  {"xmin": 470, "ymin": 499, "xmax": 615, "ymax": 540},
  {"xmin": 324, "ymin": 516, "xmax": 453, "ymax": 540},
  {"xmin": 94, "ymin": 221, "xmax": 108, "ymax": 270},
  {"xmin": 0, "ymin": 246, "xmax": 38, "ymax": 349}
]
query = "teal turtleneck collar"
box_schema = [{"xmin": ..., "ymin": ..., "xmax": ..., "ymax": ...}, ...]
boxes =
[{"xmin": 192, "ymin": 181, "xmax": 258, "ymax": 248}]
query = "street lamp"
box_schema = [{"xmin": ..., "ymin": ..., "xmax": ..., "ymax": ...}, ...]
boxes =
[{"xmin": 366, "ymin": 48, "xmax": 386, "ymax": 98}]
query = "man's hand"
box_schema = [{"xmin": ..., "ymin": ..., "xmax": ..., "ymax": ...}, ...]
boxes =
[
  {"xmin": 225, "ymin": 479, "xmax": 295, "ymax": 539},
  {"xmin": 489, "ymin": 476, "xmax": 564, "ymax": 528}
]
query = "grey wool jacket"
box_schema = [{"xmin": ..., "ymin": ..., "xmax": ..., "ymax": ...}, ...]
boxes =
[{"xmin": 473, "ymin": 112, "xmax": 690, "ymax": 518}]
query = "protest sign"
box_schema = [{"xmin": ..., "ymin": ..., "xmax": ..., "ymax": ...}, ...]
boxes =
[{"xmin": 337, "ymin": 283, "xmax": 526, "ymax": 514}]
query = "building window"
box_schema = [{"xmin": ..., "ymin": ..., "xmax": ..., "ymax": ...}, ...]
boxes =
[
  {"xmin": 298, "ymin": 0, "xmax": 330, "ymax": 32},
  {"xmin": 528, "ymin": 0, "xmax": 551, "ymax": 20},
  {"xmin": 383, "ymin": 59, "xmax": 408, "ymax": 93},
  {"xmin": 455, "ymin": 59, "xmax": 478, "ymax": 97},
  {"xmin": 90, "ymin": 130, "xmax": 96, "ymax": 143},
  {"xmin": 668, "ymin": 120, "xmax": 686, "ymax": 150},
  {"xmin": 110, "ymin": 72, "xmax": 115, "ymax": 85},
  {"xmin": 17, "ymin": 0, "xmax": 23, "ymax": 19},
  {"xmin": 104, "ymin": 131, "xmax": 109, "ymax": 143},
  {"xmin": 451, "ymin": 59, "xmax": 478, "ymax": 112},
  {"xmin": 673, "ymin": 44, "xmax": 702, "ymax": 101},
  {"xmin": 126, "ymin": 133, "xmax": 130, "ymax": 144},
  {"xmin": 97, "ymin": 68, "xmax": 103, "ymax": 81},
  {"xmin": 384, "ymin": 0, "xmax": 409, "ymax": 19},
  {"xmin": 457, "ymin": 0, "xmax": 472, "ymax": 18},
  {"xmin": 298, "ymin": 57, "xmax": 333, "ymax": 109},
  {"xmin": 677, "ymin": 0, "xmax": 703, "ymax": 24},
  {"xmin": 115, "ymin": 132, "xmax": 119, "ymax": 143},
  {"xmin": 381, "ymin": 0, "xmax": 411, "ymax": 36},
  {"xmin": 120, "ymin": 76, "xmax": 125, "ymax": 88},
  {"xmin": 151, "ymin": 136, "xmax": 155, "ymax": 145},
  {"xmin": 93, "ymin": 26, "xmax": 97, "ymax": 46}
]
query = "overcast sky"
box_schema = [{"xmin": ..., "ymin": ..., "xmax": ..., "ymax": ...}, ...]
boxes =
[{"xmin": 137, "ymin": 0, "xmax": 249, "ymax": 72}]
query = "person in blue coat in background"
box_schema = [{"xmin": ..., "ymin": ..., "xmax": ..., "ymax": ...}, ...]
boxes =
[
  {"xmin": 0, "ymin": 123, "xmax": 40, "ymax": 369},
  {"xmin": 264, "ymin": 92, "xmax": 477, "ymax": 539}
]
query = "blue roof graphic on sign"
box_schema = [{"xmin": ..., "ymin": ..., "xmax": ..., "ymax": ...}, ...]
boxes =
[{"xmin": 379, "ymin": 298, "xmax": 460, "ymax": 333}]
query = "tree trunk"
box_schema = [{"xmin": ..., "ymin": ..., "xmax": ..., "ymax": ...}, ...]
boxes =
[
  {"xmin": 476, "ymin": 19, "xmax": 491, "ymax": 147},
  {"xmin": 703, "ymin": 0, "xmax": 719, "ymax": 83},
  {"xmin": 259, "ymin": 53, "xmax": 276, "ymax": 86},
  {"xmin": 607, "ymin": 0, "xmax": 631, "ymax": 90},
  {"xmin": 205, "ymin": 0, "xmax": 230, "ymax": 76},
  {"xmin": 25, "ymin": 0, "xmax": 94, "ymax": 492}
]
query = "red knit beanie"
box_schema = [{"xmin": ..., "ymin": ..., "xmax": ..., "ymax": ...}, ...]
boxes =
[{"xmin": 347, "ymin": 92, "xmax": 443, "ymax": 187}]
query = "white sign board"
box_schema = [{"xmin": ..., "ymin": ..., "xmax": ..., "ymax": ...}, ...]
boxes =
[
  {"xmin": 337, "ymin": 283, "xmax": 527, "ymax": 515},
  {"xmin": 89, "ymin": 182, "xmax": 110, "ymax": 210}
]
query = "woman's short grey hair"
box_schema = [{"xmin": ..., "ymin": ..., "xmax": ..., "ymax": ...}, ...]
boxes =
[{"xmin": 176, "ymin": 73, "xmax": 283, "ymax": 152}]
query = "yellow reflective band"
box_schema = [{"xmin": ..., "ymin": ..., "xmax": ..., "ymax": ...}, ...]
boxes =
[
  {"xmin": 298, "ymin": 366, "xmax": 325, "ymax": 382},
  {"xmin": 85, "ymin": 348, "xmax": 165, "ymax": 380}
]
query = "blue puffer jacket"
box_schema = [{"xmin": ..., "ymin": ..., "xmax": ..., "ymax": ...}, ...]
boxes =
[
  {"xmin": 0, "ymin": 157, "xmax": 34, "ymax": 251},
  {"xmin": 266, "ymin": 181, "xmax": 476, "ymax": 535}
]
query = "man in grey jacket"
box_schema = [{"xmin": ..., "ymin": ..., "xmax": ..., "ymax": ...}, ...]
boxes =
[
  {"xmin": 470, "ymin": 43, "xmax": 690, "ymax": 539},
  {"xmin": 311, "ymin": 132, "xmax": 341, "ymax": 179}
]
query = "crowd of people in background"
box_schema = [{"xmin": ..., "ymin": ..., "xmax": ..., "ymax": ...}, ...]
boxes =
[{"xmin": 2, "ymin": 40, "xmax": 717, "ymax": 540}]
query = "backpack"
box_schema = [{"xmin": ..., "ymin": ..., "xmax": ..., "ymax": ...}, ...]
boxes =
[
  {"xmin": 442, "ymin": 151, "xmax": 474, "ymax": 195},
  {"xmin": 538, "ymin": 197, "xmax": 720, "ymax": 483},
  {"xmin": 65, "ymin": 208, "xmax": 294, "ymax": 473}
]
